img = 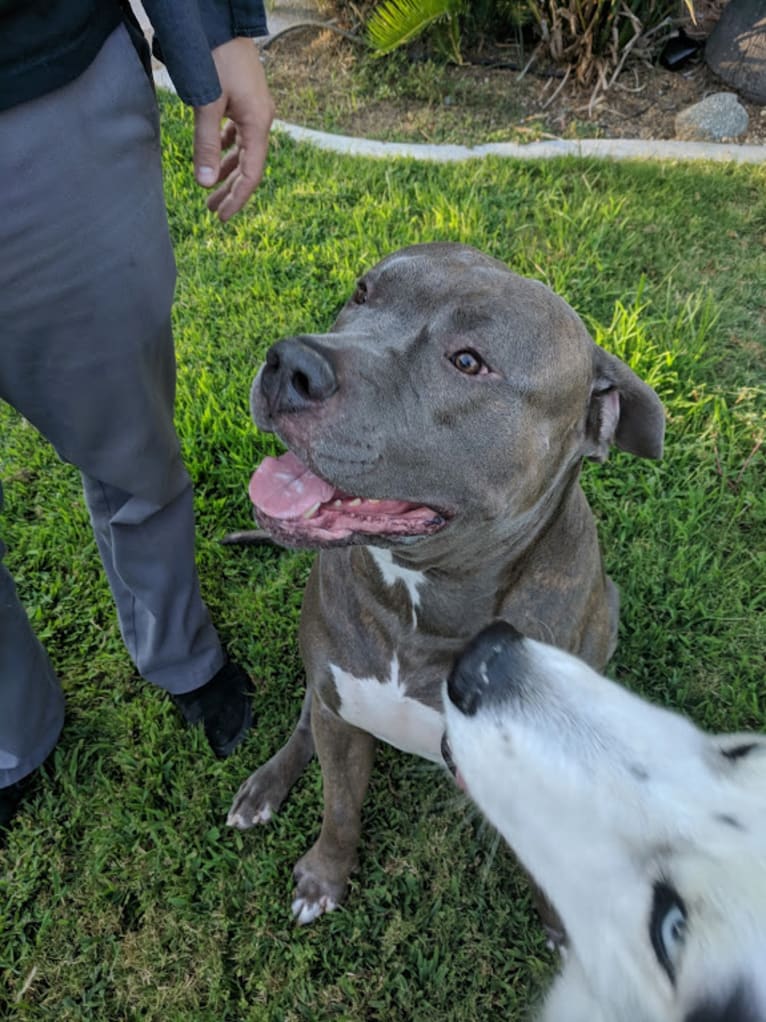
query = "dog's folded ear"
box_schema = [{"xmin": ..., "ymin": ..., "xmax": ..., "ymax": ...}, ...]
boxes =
[{"xmin": 585, "ymin": 347, "xmax": 666, "ymax": 462}]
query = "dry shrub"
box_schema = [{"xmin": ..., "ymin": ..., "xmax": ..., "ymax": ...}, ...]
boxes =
[
  {"xmin": 531, "ymin": 0, "xmax": 684, "ymax": 90},
  {"xmin": 328, "ymin": 0, "xmax": 700, "ymax": 94}
]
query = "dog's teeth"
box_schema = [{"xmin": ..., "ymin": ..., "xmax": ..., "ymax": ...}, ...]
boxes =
[
  {"xmin": 349, "ymin": 498, "xmax": 362, "ymax": 507},
  {"xmin": 302, "ymin": 503, "xmax": 321, "ymax": 519},
  {"xmin": 333, "ymin": 499, "xmax": 343, "ymax": 508},
  {"xmin": 368, "ymin": 498, "xmax": 380, "ymax": 504}
]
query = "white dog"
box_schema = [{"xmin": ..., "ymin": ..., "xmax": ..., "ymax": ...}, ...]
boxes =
[{"xmin": 443, "ymin": 621, "xmax": 766, "ymax": 1022}]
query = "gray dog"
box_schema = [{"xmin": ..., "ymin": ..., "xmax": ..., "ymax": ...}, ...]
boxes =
[{"xmin": 228, "ymin": 243, "xmax": 665, "ymax": 924}]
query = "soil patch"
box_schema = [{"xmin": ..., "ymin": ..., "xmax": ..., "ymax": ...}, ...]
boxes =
[{"xmin": 261, "ymin": 21, "xmax": 766, "ymax": 148}]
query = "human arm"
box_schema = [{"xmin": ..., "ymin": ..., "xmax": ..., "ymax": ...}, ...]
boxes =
[
  {"xmin": 193, "ymin": 35, "xmax": 275, "ymax": 222},
  {"xmin": 141, "ymin": 0, "xmax": 274, "ymax": 220}
]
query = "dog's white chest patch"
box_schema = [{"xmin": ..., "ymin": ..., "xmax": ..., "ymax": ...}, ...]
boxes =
[
  {"xmin": 330, "ymin": 656, "xmax": 444, "ymax": 764},
  {"xmin": 368, "ymin": 547, "xmax": 426, "ymax": 627}
]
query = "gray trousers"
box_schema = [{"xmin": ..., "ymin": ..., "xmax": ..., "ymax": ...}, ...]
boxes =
[{"xmin": 0, "ymin": 26, "xmax": 225, "ymax": 787}]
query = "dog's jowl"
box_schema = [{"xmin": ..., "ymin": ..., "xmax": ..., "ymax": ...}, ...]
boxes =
[{"xmin": 228, "ymin": 242, "xmax": 666, "ymax": 924}]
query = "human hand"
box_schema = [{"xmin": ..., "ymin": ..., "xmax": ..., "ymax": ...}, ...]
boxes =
[{"xmin": 193, "ymin": 37, "xmax": 275, "ymax": 222}]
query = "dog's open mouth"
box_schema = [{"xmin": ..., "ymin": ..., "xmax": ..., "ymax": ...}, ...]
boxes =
[
  {"xmin": 249, "ymin": 451, "xmax": 448, "ymax": 547},
  {"xmin": 441, "ymin": 733, "xmax": 467, "ymax": 791}
]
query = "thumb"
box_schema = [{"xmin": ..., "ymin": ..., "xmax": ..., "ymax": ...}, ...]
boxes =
[{"xmin": 193, "ymin": 101, "xmax": 223, "ymax": 187}]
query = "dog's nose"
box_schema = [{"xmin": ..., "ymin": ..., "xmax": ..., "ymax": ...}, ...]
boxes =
[
  {"xmin": 447, "ymin": 621, "xmax": 525, "ymax": 716},
  {"xmin": 260, "ymin": 337, "xmax": 338, "ymax": 414}
]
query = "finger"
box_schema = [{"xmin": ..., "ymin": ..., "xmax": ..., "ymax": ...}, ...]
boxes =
[
  {"xmin": 206, "ymin": 170, "xmax": 252, "ymax": 221},
  {"xmin": 213, "ymin": 174, "xmax": 254, "ymax": 222},
  {"xmin": 193, "ymin": 101, "xmax": 224, "ymax": 187},
  {"xmin": 205, "ymin": 153, "xmax": 241, "ymax": 215},
  {"xmin": 220, "ymin": 120, "xmax": 238, "ymax": 152},
  {"xmin": 206, "ymin": 181, "xmax": 232, "ymax": 216},
  {"xmin": 206, "ymin": 179, "xmax": 234, "ymax": 215},
  {"xmin": 217, "ymin": 148, "xmax": 241, "ymax": 184},
  {"xmin": 215, "ymin": 129, "xmax": 269, "ymax": 221},
  {"xmin": 238, "ymin": 116, "xmax": 269, "ymax": 188}
]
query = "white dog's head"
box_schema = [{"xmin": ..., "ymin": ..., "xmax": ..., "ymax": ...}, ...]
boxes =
[{"xmin": 443, "ymin": 621, "xmax": 766, "ymax": 1022}]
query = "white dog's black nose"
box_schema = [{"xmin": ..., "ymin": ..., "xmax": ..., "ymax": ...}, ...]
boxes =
[
  {"xmin": 447, "ymin": 621, "xmax": 525, "ymax": 716},
  {"xmin": 260, "ymin": 337, "xmax": 338, "ymax": 414}
]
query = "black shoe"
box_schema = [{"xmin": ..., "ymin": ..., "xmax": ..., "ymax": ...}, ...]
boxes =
[
  {"xmin": 0, "ymin": 777, "xmax": 31, "ymax": 838},
  {"xmin": 172, "ymin": 661, "xmax": 255, "ymax": 758}
]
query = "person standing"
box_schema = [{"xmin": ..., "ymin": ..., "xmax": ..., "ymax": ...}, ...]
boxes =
[{"xmin": 0, "ymin": 0, "xmax": 275, "ymax": 832}]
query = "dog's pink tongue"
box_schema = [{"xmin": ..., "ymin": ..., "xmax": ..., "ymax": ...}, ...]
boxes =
[{"xmin": 249, "ymin": 451, "xmax": 336, "ymax": 519}]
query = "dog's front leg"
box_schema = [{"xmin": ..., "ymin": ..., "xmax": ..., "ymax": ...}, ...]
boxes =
[
  {"xmin": 228, "ymin": 688, "xmax": 315, "ymax": 828},
  {"xmin": 291, "ymin": 696, "xmax": 376, "ymax": 924}
]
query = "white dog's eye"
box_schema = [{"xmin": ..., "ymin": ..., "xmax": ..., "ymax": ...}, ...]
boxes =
[
  {"xmin": 650, "ymin": 883, "xmax": 687, "ymax": 982},
  {"xmin": 660, "ymin": 903, "xmax": 686, "ymax": 957}
]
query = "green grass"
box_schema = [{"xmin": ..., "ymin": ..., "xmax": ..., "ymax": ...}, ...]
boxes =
[{"xmin": 1, "ymin": 94, "xmax": 764, "ymax": 1019}]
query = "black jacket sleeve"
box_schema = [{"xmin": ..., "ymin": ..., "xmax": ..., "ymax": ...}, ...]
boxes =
[{"xmin": 143, "ymin": 0, "xmax": 268, "ymax": 106}]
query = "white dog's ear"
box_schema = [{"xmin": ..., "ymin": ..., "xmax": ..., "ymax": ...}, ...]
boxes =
[{"xmin": 585, "ymin": 347, "xmax": 665, "ymax": 462}]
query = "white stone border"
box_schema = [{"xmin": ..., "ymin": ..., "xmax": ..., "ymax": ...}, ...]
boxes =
[
  {"xmin": 152, "ymin": 75, "xmax": 766, "ymax": 164},
  {"xmin": 274, "ymin": 119, "xmax": 766, "ymax": 164}
]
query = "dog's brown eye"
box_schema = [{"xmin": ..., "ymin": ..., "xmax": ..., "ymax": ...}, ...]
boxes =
[
  {"xmin": 451, "ymin": 349, "xmax": 483, "ymax": 375},
  {"xmin": 352, "ymin": 280, "xmax": 368, "ymax": 305}
]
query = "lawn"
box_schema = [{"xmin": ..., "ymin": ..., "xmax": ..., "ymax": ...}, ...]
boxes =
[{"xmin": 1, "ymin": 94, "xmax": 764, "ymax": 1021}]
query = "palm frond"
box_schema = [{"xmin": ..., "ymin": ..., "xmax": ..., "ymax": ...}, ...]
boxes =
[{"xmin": 367, "ymin": 0, "xmax": 464, "ymax": 55}]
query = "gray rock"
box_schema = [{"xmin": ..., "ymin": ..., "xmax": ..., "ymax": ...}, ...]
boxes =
[{"xmin": 674, "ymin": 92, "xmax": 750, "ymax": 142}]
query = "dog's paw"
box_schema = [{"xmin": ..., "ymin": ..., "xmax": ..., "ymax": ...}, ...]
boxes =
[
  {"xmin": 227, "ymin": 764, "xmax": 286, "ymax": 829},
  {"xmin": 227, "ymin": 730, "xmax": 315, "ymax": 830},
  {"xmin": 291, "ymin": 849, "xmax": 350, "ymax": 925},
  {"xmin": 292, "ymin": 891, "xmax": 338, "ymax": 926},
  {"xmin": 226, "ymin": 800, "xmax": 273, "ymax": 829}
]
